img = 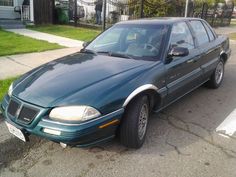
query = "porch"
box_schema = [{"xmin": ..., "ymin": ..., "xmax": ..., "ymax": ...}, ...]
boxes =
[
  {"xmin": 0, "ymin": 19, "xmax": 25, "ymax": 29},
  {"xmin": 0, "ymin": 0, "xmax": 34, "ymax": 22}
]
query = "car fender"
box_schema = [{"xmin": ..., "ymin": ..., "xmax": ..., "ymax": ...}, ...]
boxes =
[{"xmin": 122, "ymin": 84, "xmax": 158, "ymax": 107}]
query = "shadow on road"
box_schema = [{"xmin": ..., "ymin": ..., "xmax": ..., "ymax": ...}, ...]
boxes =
[{"xmin": 0, "ymin": 135, "xmax": 46, "ymax": 169}]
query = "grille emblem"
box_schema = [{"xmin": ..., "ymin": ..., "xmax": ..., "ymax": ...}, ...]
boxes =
[{"xmin": 23, "ymin": 117, "xmax": 31, "ymax": 121}]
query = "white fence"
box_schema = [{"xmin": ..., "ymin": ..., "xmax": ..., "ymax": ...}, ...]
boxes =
[{"xmin": 21, "ymin": 5, "xmax": 30, "ymax": 21}]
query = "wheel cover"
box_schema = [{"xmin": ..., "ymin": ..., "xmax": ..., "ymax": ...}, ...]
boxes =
[
  {"xmin": 138, "ymin": 103, "xmax": 149, "ymax": 140},
  {"xmin": 215, "ymin": 61, "xmax": 224, "ymax": 84}
]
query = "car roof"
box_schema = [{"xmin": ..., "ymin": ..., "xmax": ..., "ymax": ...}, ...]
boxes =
[{"xmin": 117, "ymin": 17, "xmax": 203, "ymax": 25}]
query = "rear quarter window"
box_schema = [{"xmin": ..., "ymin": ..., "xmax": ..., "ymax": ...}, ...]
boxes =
[
  {"xmin": 189, "ymin": 20, "xmax": 209, "ymax": 45},
  {"xmin": 202, "ymin": 22, "xmax": 215, "ymax": 41}
]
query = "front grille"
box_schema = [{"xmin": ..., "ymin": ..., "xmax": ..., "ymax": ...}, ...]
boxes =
[
  {"xmin": 7, "ymin": 100, "xmax": 20, "ymax": 116},
  {"xmin": 18, "ymin": 106, "xmax": 39, "ymax": 124}
]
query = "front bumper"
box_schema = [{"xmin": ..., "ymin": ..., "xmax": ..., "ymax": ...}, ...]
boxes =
[{"xmin": 1, "ymin": 95, "xmax": 124, "ymax": 147}]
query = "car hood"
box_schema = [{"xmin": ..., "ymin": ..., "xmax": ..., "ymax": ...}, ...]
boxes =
[{"xmin": 13, "ymin": 53, "xmax": 154, "ymax": 107}]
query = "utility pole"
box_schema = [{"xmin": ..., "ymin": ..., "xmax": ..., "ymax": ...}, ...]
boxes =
[
  {"xmin": 74, "ymin": 0, "xmax": 78, "ymax": 26},
  {"xmin": 102, "ymin": 0, "xmax": 107, "ymax": 31},
  {"xmin": 185, "ymin": 0, "xmax": 189, "ymax": 17},
  {"xmin": 140, "ymin": 0, "xmax": 144, "ymax": 18}
]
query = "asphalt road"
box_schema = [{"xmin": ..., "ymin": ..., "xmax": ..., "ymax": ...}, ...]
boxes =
[{"xmin": 0, "ymin": 43, "xmax": 236, "ymax": 177}]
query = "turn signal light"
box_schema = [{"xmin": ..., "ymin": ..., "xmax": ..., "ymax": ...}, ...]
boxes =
[{"xmin": 43, "ymin": 128, "xmax": 61, "ymax": 135}]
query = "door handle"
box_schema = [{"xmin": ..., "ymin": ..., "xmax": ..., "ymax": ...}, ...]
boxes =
[{"xmin": 187, "ymin": 59, "xmax": 195, "ymax": 63}]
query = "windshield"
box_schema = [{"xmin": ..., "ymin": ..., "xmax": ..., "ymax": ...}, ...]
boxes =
[{"xmin": 86, "ymin": 23, "xmax": 168, "ymax": 61}]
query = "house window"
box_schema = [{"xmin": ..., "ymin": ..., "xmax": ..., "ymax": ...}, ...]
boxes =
[{"xmin": 0, "ymin": 0, "xmax": 14, "ymax": 6}]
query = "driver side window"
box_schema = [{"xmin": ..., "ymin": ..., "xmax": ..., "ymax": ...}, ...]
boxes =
[{"xmin": 170, "ymin": 22, "xmax": 194, "ymax": 50}]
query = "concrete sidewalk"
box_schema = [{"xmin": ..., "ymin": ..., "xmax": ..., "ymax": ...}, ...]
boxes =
[
  {"xmin": 0, "ymin": 47, "xmax": 81, "ymax": 80},
  {"xmin": 214, "ymin": 26, "xmax": 236, "ymax": 35},
  {"xmin": 214, "ymin": 27, "xmax": 236, "ymax": 44},
  {"xmin": 7, "ymin": 29, "xmax": 84, "ymax": 48}
]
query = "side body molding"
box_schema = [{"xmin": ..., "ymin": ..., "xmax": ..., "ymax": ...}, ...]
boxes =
[{"xmin": 123, "ymin": 84, "xmax": 158, "ymax": 107}]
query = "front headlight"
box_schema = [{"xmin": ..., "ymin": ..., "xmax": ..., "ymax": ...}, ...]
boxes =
[
  {"xmin": 8, "ymin": 83, "xmax": 13, "ymax": 97},
  {"xmin": 49, "ymin": 106, "xmax": 101, "ymax": 122}
]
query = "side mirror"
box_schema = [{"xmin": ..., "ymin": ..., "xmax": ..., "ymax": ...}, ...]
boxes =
[
  {"xmin": 168, "ymin": 47, "xmax": 189, "ymax": 57},
  {"xmin": 82, "ymin": 41, "xmax": 91, "ymax": 48}
]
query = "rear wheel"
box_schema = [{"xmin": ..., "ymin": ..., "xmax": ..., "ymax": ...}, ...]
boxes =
[
  {"xmin": 119, "ymin": 95, "xmax": 149, "ymax": 149},
  {"xmin": 206, "ymin": 59, "xmax": 224, "ymax": 89}
]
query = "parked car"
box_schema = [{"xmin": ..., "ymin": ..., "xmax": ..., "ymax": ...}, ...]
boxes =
[
  {"xmin": 215, "ymin": 2, "xmax": 225, "ymax": 17},
  {"xmin": 1, "ymin": 18, "xmax": 231, "ymax": 149}
]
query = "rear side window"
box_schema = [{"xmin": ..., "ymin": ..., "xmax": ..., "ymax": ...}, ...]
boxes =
[
  {"xmin": 190, "ymin": 20, "xmax": 209, "ymax": 45},
  {"xmin": 202, "ymin": 22, "xmax": 215, "ymax": 41}
]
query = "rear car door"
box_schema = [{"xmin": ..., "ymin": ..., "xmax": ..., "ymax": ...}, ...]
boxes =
[
  {"xmin": 164, "ymin": 21, "xmax": 202, "ymax": 105},
  {"xmin": 189, "ymin": 20, "xmax": 221, "ymax": 81}
]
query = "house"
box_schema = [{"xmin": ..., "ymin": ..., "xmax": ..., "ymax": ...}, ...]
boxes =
[
  {"xmin": 0, "ymin": 0, "xmax": 54, "ymax": 24},
  {"xmin": 0, "ymin": 0, "xmax": 33, "ymax": 21}
]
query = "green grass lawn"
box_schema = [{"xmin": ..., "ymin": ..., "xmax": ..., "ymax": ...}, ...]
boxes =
[
  {"xmin": 27, "ymin": 25, "xmax": 101, "ymax": 42},
  {"xmin": 0, "ymin": 77, "xmax": 18, "ymax": 101},
  {"xmin": 0, "ymin": 29, "xmax": 63, "ymax": 57}
]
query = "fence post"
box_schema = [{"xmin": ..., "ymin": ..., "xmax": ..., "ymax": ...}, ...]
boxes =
[
  {"xmin": 74, "ymin": 0, "xmax": 78, "ymax": 27},
  {"xmin": 140, "ymin": 0, "xmax": 144, "ymax": 18},
  {"xmin": 228, "ymin": 2, "xmax": 234, "ymax": 26},
  {"xmin": 102, "ymin": 0, "xmax": 107, "ymax": 31}
]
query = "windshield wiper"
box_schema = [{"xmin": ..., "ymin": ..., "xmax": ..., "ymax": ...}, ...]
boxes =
[
  {"xmin": 97, "ymin": 51, "xmax": 133, "ymax": 59},
  {"xmin": 110, "ymin": 52, "xmax": 133, "ymax": 59},
  {"xmin": 80, "ymin": 49, "xmax": 97, "ymax": 55}
]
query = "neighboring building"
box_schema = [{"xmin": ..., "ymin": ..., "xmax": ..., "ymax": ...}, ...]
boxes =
[
  {"xmin": 77, "ymin": 0, "xmax": 117, "ymax": 20},
  {"xmin": 0, "ymin": 0, "xmax": 33, "ymax": 20},
  {"xmin": 56, "ymin": 0, "xmax": 130, "ymax": 23}
]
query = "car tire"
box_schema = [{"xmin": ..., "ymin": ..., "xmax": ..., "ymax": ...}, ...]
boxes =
[
  {"xmin": 206, "ymin": 59, "xmax": 224, "ymax": 89},
  {"xmin": 119, "ymin": 95, "xmax": 149, "ymax": 149}
]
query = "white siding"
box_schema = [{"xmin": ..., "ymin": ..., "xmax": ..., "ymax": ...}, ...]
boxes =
[
  {"xmin": 0, "ymin": 6, "xmax": 20, "ymax": 19},
  {"xmin": 0, "ymin": 0, "xmax": 24, "ymax": 19}
]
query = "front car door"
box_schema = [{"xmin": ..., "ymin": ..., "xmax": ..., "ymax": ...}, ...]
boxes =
[{"xmin": 164, "ymin": 21, "xmax": 202, "ymax": 105}]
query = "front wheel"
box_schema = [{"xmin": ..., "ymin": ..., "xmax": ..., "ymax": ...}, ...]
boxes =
[
  {"xmin": 119, "ymin": 95, "xmax": 149, "ymax": 149},
  {"xmin": 206, "ymin": 59, "xmax": 224, "ymax": 89}
]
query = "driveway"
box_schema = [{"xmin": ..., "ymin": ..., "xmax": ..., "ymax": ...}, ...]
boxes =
[{"xmin": 0, "ymin": 43, "xmax": 236, "ymax": 177}]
